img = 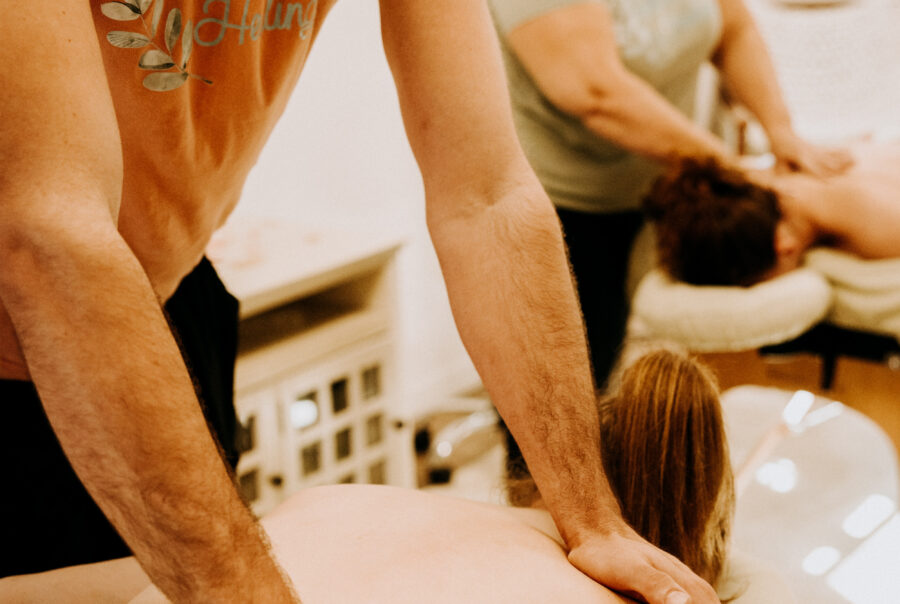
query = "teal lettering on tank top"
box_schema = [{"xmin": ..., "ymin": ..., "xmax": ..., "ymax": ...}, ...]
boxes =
[
  {"xmin": 100, "ymin": 0, "xmax": 317, "ymax": 91},
  {"xmin": 196, "ymin": 0, "xmax": 317, "ymax": 46}
]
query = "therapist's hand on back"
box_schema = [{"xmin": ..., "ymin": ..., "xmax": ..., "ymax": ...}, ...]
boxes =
[
  {"xmin": 568, "ymin": 523, "xmax": 719, "ymax": 604},
  {"xmin": 769, "ymin": 130, "xmax": 854, "ymax": 177}
]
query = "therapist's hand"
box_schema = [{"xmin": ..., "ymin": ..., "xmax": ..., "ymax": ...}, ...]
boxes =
[
  {"xmin": 568, "ymin": 524, "xmax": 719, "ymax": 604},
  {"xmin": 769, "ymin": 132, "xmax": 854, "ymax": 177}
]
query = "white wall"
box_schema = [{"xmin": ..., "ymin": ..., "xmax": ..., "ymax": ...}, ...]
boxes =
[
  {"xmin": 744, "ymin": 0, "xmax": 900, "ymax": 143},
  {"xmin": 231, "ymin": 1, "xmax": 479, "ymax": 417}
]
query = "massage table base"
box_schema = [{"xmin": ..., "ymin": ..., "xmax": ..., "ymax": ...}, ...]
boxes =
[{"xmin": 761, "ymin": 323, "xmax": 900, "ymax": 390}]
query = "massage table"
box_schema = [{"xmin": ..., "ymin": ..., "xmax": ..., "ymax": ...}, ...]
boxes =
[{"xmin": 629, "ymin": 244, "xmax": 900, "ymax": 391}]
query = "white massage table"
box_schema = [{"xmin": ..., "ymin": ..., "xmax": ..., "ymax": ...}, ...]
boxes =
[{"xmin": 630, "ymin": 247, "xmax": 900, "ymax": 389}]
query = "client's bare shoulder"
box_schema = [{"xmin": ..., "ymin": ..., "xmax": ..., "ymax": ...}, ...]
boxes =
[
  {"xmin": 773, "ymin": 141, "xmax": 900, "ymax": 258},
  {"xmin": 263, "ymin": 484, "xmax": 629, "ymax": 604},
  {"xmin": 819, "ymin": 141, "xmax": 900, "ymax": 257}
]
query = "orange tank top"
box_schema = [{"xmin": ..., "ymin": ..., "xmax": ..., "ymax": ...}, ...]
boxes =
[
  {"xmin": 0, "ymin": 0, "xmax": 338, "ymax": 379},
  {"xmin": 90, "ymin": 0, "xmax": 337, "ymax": 290}
]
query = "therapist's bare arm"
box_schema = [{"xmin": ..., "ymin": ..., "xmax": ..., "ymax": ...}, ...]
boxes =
[
  {"xmin": 379, "ymin": 2, "xmax": 716, "ymax": 603},
  {"xmin": 713, "ymin": 0, "xmax": 852, "ymax": 175},
  {"xmin": 507, "ymin": 3, "xmax": 733, "ymax": 166},
  {"xmin": 0, "ymin": 4, "xmax": 295, "ymax": 602}
]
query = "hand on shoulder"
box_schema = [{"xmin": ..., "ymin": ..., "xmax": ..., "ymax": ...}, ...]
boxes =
[{"xmin": 567, "ymin": 523, "xmax": 719, "ymax": 604}]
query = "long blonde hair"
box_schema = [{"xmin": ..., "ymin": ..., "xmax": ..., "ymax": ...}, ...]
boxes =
[{"xmin": 508, "ymin": 349, "xmax": 735, "ymax": 584}]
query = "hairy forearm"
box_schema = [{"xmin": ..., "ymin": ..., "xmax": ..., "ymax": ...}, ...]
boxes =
[
  {"xmin": 578, "ymin": 72, "xmax": 733, "ymax": 165},
  {"xmin": 0, "ymin": 226, "xmax": 295, "ymax": 602},
  {"xmin": 385, "ymin": 0, "xmax": 625, "ymax": 545},
  {"xmin": 714, "ymin": 3, "xmax": 793, "ymax": 140},
  {"xmin": 428, "ymin": 183, "xmax": 621, "ymax": 543}
]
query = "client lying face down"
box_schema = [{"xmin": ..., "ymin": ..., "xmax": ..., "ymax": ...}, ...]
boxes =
[
  {"xmin": 3, "ymin": 350, "xmax": 756, "ymax": 603},
  {"xmin": 645, "ymin": 142, "xmax": 900, "ymax": 286}
]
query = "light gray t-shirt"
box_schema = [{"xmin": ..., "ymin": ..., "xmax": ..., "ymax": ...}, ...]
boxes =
[{"xmin": 490, "ymin": 0, "xmax": 723, "ymax": 213}]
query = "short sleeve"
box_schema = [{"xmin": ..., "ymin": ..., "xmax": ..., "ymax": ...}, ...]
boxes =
[{"xmin": 489, "ymin": 0, "xmax": 607, "ymax": 35}]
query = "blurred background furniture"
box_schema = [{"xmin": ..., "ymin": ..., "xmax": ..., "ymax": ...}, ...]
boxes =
[{"xmin": 209, "ymin": 218, "xmax": 410, "ymax": 515}]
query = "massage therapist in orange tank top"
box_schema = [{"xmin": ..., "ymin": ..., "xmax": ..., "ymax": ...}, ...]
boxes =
[{"xmin": 0, "ymin": 2, "xmax": 717, "ymax": 603}]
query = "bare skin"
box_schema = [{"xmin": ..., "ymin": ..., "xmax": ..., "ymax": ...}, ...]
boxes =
[
  {"xmin": 757, "ymin": 141, "xmax": 900, "ymax": 276},
  {"xmin": 1, "ymin": 1, "xmax": 713, "ymax": 603},
  {"xmin": 0, "ymin": 485, "xmax": 794, "ymax": 603},
  {"xmin": 0, "ymin": 486, "xmax": 631, "ymax": 604}
]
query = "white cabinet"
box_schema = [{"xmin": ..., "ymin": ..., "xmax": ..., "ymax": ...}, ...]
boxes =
[
  {"xmin": 274, "ymin": 339, "xmax": 395, "ymax": 492},
  {"xmin": 233, "ymin": 387, "xmax": 282, "ymax": 513},
  {"xmin": 210, "ymin": 219, "xmax": 411, "ymax": 515}
]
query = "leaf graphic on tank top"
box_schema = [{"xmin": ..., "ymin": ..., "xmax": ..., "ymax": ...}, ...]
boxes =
[
  {"xmin": 100, "ymin": 2, "xmax": 141, "ymax": 21},
  {"xmin": 143, "ymin": 71, "xmax": 189, "ymax": 92},
  {"xmin": 150, "ymin": 0, "xmax": 165, "ymax": 36},
  {"xmin": 139, "ymin": 49, "xmax": 176, "ymax": 70},
  {"xmin": 181, "ymin": 19, "xmax": 193, "ymax": 68},
  {"xmin": 107, "ymin": 31, "xmax": 150, "ymax": 48},
  {"xmin": 165, "ymin": 9, "xmax": 182, "ymax": 54},
  {"xmin": 100, "ymin": 1, "xmax": 211, "ymax": 91}
]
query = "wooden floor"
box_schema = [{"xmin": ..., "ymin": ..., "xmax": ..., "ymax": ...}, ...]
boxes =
[{"xmin": 699, "ymin": 350, "xmax": 900, "ymax": 463}]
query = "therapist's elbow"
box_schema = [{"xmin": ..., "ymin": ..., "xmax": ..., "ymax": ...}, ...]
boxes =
[
  {"xmin": 0, "ymin": 191, "xmax": 125, "ymax": 297},
  {"xmin": 543, "ymin": 70, "xmax": 635, "ymax": 131},
  {"xmin": 425, "ymin": 180, "xmax": 562, "ymax": 254},
  {"xmin": 0, "ymin": 155, "xmax": 122, "ymax": 242}
]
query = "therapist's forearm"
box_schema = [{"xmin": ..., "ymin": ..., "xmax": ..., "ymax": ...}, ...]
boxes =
[
  {"xmin": 0, "ymin": 227, "xmax": 296, "ymax": 603},
  {"xmin": 578, "ymin": 69, "xmax": 735, "ymax": 166},
  {"xmin": 428, "ymin": 182, "xmax": 622, "ymax": 543},
  {"xmin": 714, "ymin": 0, "xmax": 794, "ymax": 140}
]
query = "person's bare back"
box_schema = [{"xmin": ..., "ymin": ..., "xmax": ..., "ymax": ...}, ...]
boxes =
[{"xmin": 774, "ymin": 141, "xmax": 900, "ymax": 260}]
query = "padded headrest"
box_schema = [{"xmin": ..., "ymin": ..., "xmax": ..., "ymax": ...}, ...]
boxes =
[
  {"xmin": 630, "ymin": 268, "xmax": 833, "ymax": 352},
  {"xmin": 805, "ymin": 248, "xmax": 900, "ymax": 340}
]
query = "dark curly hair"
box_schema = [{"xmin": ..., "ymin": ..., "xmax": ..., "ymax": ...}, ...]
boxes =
[{"xmin": 643, "ymin": 159, "xmax": 782, "ymax": 286}]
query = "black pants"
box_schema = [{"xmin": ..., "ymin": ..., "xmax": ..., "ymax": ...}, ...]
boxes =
[
  {"xmin": 557, "ymin": 208, "xmax": 645, "ymax": 389},
  {"xmin": 0, "ymin": 257, "xmax": 241, "ymax": 577},
  {"xmin": 504, "ymin": 208, "xmax": 645, "ymax": 480}
]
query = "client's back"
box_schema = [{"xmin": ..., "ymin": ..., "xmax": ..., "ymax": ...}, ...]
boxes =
[
  {"xmin": 644, "ymin": 160, "xmax": 782, "ymax": 286},
  {"xmin": 263, "ymin": 483, "xmax": 627, "ymax": 604}
]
